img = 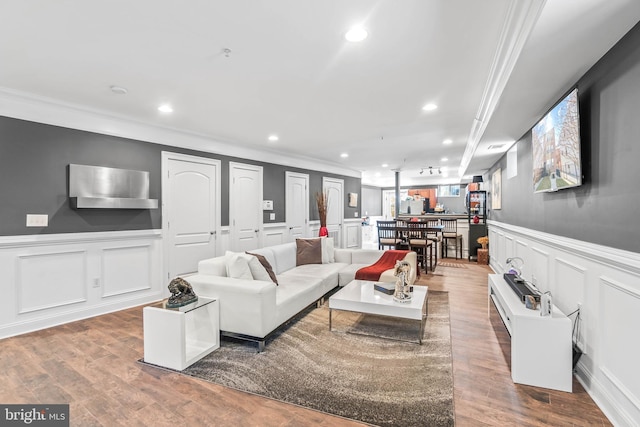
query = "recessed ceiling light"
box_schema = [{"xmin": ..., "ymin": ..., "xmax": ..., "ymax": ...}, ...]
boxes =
[
  {"xmin": 158, "ymin": 104, "xmax": 173, "ymax": 113},
  {"xmin": 422, "ymin": 103, "xmax": 438, "ymax": 111},
  {"xmin": 268, "ymin": 134, "xmax": 279, "ymax": 142},
  {"xmin": 345, "ymin": 26, "xmax": 368, "ymax": 42},
  {"xmin": 441, "ymin": 157, "xmax": 448, "ymax": 162},
  {"xmin": 340, "ymin": 153, "xmax": 349, "ymax": 158},
  {"xmin": 110, "ymin": 85, "xmax": 128, "ymax": 95},
  {"xmin": 443, "ymin": 139, "xmax": 452, "ymax": 145},
  {"xmin": 381, "ymin": 163, "xmax": 388, "ymax": 168}
]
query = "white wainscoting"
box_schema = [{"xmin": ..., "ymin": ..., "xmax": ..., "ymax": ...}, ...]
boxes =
[
  {"xmin": 263, "ymin": 223, "xmax": 288, "ymax": 247},
  {"xmin": 344, "ymin": 219, "xmax": 362, "ymax": 249},
  {"xmin": 0, "ymin": 230, "xmax": 163, "ymax": 340},
  {"xmin": 488, "ymin": 220, "xmax": 640, "ymax": 426}
]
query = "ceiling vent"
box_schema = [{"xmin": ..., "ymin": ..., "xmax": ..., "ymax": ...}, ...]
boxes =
[{"xmin": 487, "ymin": 144, "xmax": 505, "ymax": 150}]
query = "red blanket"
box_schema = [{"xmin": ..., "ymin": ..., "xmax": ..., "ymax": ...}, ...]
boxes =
[{"xmin": 355, "ymin": 250, "xmax": 411, "ymax": 281}]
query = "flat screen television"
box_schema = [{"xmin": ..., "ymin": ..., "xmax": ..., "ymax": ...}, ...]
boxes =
[{"xmin": 531, "ymin": 88, "xmax": 582, "ymax": 193}]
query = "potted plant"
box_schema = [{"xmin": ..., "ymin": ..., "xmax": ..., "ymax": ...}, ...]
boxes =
[
  {"xmin": 477, "ymin": 236, "xmax": 489, "ymax": 249},
  {"xmin": 315, "ymin": 191, "xmax": 329, "ymax": 237}
]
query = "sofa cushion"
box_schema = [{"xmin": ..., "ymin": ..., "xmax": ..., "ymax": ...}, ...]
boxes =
[
  {"xmin": 351, "ymin": 250, "xmax": 385, "ymax": 265},
  {"xmin": 284, "ymin": 262, "xmax": 346, "ymax": 291},
  {"xmin": 226, "ymin": 253, "xmax": 253, "ymax": 280},
  {"xmin": 246, "ymin": 252, "xmax": 278, "ymax": 285},
  {"xmin": 249, "ymin": 247, "xmax": 277, "ymax": 274},
  {"xmin": 270, "ymin": 243, "xmax": 297, "ymax": 274},
  {"xmin": 334, "ymin": 248, "xmax": 352, "ymax": 264},
  {"xmin": 296, "ymin": 238, "xmax": 322, "ymax": 265},
  {"xmin": 198, "ymin": 255, "xmax": 230, "ymax": 276},
  {"xmin": 338, "ymin": 264, "xmax": 363, "ymax": 286}
]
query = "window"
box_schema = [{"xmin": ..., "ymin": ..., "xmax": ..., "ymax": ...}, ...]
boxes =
[{"xmin": 437, "ymin": 185, "xmax": 460, "ymax": 197}]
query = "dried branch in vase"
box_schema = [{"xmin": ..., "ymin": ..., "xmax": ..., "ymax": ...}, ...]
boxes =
[{"xmin": 315, "ymin": 191, "xmax": 328, "ymax": 227}]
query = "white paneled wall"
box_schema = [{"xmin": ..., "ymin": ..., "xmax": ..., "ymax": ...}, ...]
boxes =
[
  {"xmin": 263, "ymin": 223, "xmax": 288, "ymax": 247},
  {"xmin": 0, "ymin": 217, "xmax": 363, "ymax": 340},
  {"xmin": 0, "ymin": 230, "xmax": 163, "ymax": 339},
  {"xmin": 344, "ymin": 219, "xmax": 362, "ymax": 249},
  {"xmin": 488, "ymin": 220, "xmax": 640, "ymax": 426}
]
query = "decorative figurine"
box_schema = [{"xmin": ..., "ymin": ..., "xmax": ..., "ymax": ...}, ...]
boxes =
[
  {"xmin": 167, "ymin": 277, "xmax": 198, "ymax": 308},
  {"xmin": 393, "ymin": 259, "xmax": 413, "ymax": 303}
]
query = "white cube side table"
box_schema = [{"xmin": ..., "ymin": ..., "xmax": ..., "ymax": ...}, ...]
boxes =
[{"xmin": 143, "ymin": 297, "xmax": 219, "ymax": 370}]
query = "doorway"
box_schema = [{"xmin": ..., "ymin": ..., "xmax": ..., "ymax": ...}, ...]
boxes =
[
  {"xmin": 162, "ymin": 152, "xmax": 221, "ymax": 281},
  {"xmin": 285, "ymin": 172, "xmax": 309, "ymax": 241},
  {"xmin": 323, "ymin": 177, "xmax": 344, "ymax": 247}
]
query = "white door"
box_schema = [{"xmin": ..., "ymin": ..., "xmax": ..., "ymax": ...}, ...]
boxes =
[
  {"xmin": 162, "ymin": 152, "xmax": 221, "ymax": 281},
  {"xmin": 230, "ymin": 162, "xmax": 263, "ymax": 252},
  {"xmin": 285, "ymin": 172, "xmax": 309, "ymax": 241},
  {"xmin": 323, "ymin": 177, "xmax": 344, "ymax": 247}
]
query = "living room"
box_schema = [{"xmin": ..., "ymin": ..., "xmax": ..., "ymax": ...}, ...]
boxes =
[{"xmin": 2, "ymin": 1, "xmax": 640, "ymax": 426}]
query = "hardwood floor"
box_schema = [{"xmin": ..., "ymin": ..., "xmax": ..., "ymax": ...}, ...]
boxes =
[{"xmin": 0, "ymin": 260, "xmax": 611, "ymax": 426}]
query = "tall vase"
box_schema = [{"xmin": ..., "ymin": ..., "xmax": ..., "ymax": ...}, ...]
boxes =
[{"xmin": 319, "ymin": 226, "xmax": 328, "ymax": 237}]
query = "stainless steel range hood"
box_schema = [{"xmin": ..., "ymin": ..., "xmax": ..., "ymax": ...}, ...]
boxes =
[{"xmin": 69, "ymin": 164, "xmax": 158, "ymax": 209}]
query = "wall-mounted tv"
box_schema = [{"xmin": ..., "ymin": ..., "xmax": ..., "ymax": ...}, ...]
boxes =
[{"xmin": 531, "ymin": 88, "xmax": 582, "ymax": 193}]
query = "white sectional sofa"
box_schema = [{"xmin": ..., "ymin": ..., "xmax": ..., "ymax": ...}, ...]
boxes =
[{"xmin": 186, "ymin": 239, "xmax": 417, "ymax": 351}]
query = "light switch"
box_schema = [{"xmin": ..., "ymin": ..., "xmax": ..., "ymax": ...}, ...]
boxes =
[{"xmin": 26, "ymin": 214, "xmax": 48, "ymax": 227}]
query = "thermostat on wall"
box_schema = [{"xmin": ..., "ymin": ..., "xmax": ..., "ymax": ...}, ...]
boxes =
[{"xmin": 263, "ymin": 200, "xmax": 273, "ymax": 210}]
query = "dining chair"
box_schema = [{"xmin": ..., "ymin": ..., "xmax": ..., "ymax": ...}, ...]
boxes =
[
  {"xmin": 441, "ymin": 218, "xmax": 463, "ymax": 259},
  {"xmin": 426, "ymin": 219, "xmax": 442, "ymax": 269},
  {"xmin": 407, "ymin": 222, "xmax": 434, "ymax": 272},
  {"xmin": 376, "ymin": 220, "xmax": 400, "ymax": 250}
]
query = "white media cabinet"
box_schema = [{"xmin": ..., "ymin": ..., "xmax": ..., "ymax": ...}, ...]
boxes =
[{"xmin": 488, "ymin": 274, "xmax": 572, "ymax": 392}]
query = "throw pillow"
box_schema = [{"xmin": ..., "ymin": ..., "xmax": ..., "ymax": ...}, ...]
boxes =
[
  {"xmin": 321, "ymin": 237, "xmax": 335, "ymax": 263},
  {"xmin": 245, "ymin": 252, "xmax": 278, "ymax": 285},
  {"xmin": 296, "ymin": 238, "xmax": 322, "ymax": 266},
  {"xmin": 225, "ymin": 253, "xmax": 254, "ymax": 280},
  {"xmin": 297, "ymin": 237, "xmax": 335, "ymax": 263}
]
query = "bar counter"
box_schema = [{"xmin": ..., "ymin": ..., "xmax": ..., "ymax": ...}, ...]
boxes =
[{"xmin": 397, "ymin": 214, "xmax": 468, "ymax": 221}]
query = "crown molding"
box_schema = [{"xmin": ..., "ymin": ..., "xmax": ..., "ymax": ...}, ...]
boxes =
[
  {"xmin": 459, "ymin": 0, "xmax": 547, "ymax": 177},
  {"xmin": 0, "ymin": 87, "xmax": 361, "ymax": 179}
]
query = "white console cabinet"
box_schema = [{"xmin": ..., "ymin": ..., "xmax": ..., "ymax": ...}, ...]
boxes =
[
  {"xmin": 488, "ymin": 274, "xmax": 572, "ymax": 392},
  {"xmin": 143, "ymin": 297, "xmax": 219, "ymax": 370}
]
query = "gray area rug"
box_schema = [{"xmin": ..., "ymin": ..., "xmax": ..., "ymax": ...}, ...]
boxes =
[{"xmin": 182, "ymin": 290, "xmax": 454, "ymax": 427}]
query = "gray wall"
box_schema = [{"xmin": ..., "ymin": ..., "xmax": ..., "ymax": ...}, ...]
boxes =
[
  {"xmin": 362, "ymin": 185, "xmax": 382, "ymax": 216},
  {"xmin": 0, "ymin": 116, "xmax": 360, "ymax": 236},
  {"xmin": 487, "ymin": 20, "xmax": 640, "ymax": 254}
]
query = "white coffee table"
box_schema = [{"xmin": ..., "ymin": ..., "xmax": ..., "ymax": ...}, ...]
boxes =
[{"xmin": 328, "ymin": 280, "xmax": 428, "ymax": 344}]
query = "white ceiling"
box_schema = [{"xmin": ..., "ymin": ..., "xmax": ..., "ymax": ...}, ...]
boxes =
[{"xmin": 1, "ymin": 0, "xmax": 639, "ymax": 187}]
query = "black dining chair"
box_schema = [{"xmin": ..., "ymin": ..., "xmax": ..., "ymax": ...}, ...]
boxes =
[
  {"xmin": 426, "ymin": 219, "xmax": 442, "ymax": 269},
  {"xmin": 406, "ymin": 221, "xmax": 434, "ymax": 272},
  {"xmin": 376, "ymin": 220, "xmax": 400, "ymax": 250},
  {"xmin": 441, "ymin": 218, "xmax": 463, "ymax": 259}
]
